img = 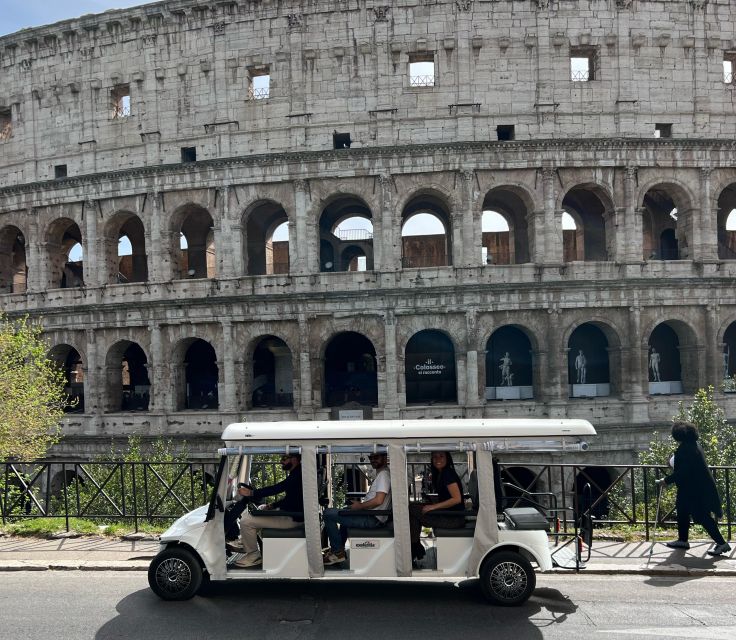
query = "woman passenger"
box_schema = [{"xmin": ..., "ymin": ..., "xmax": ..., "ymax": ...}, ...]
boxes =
[{"xmin": 409, "ymin": 451, "xmax": 465, "ymax": 563}]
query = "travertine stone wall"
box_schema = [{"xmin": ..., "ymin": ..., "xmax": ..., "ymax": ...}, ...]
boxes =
[{"xmin": 1, "ymin": 1, "xmax": 736, "ymax": 463}]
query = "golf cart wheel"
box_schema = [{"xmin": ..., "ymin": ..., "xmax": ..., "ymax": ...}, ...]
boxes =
[
  {"xmin": 148, "ymin": 547, "xmax": 203, "ymax": 601},
  {"xmin": 479, "ymin": 550, "xmax": 536, "ymax": 606}
]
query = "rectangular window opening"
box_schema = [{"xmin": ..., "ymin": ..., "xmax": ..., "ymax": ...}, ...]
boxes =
[
  {"xmin": 0, "ymin": 108, "xmax": 11, "ymax": 141},
  {"xmin": 111, "ymin": 84, "xmax": 131, "ymax": 118},
  {"xmin": 496, "ymin": 125, "xmax": 515, "ymax": 141},
  {"xmin": 333, "ymin": 131, "xmax": 351, "ymax": 149},
  {"xmin": 724, "ymin": 52, "xmax": 736, "ymax": 84},
  {"xmin": 654, "ymin": 123, "xmax": 672, "ymax": 138},
  {"xmin": 181, "ymin": 147, "xmax": 197, "ymax": 163},
  {"xmin": 409, "ymin": 54, "xmax": 435, "ymax": 87},
  {"xmin": 54, "ymin": 164, "xmax": 68, "ymax": 179},
  {"xmin": 570, "ymin": 48, "xmax": 597, "ymax": 82},
  {"xmin": 248, "ymin": 67, "xmax": 270, "ymax": 100}
]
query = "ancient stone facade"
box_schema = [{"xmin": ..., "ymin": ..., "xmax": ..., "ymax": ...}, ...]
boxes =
[{"xmin": 1, "ymin": 0, "xmax": 736, "ymax": 463}]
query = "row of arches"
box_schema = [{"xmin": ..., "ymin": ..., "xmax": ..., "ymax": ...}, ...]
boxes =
[
  {"xmin": 51, "ymin": 320, "xmax": 736, "ymax": 414},
  {"xmin": 5, "ymin": 179, "xmax": 736, "ymax": 291}
]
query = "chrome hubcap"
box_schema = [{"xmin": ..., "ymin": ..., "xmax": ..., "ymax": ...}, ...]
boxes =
[
  {"xmin": 155, "ymin": 557, "xmax": 192, "ymax": 595},
  {"xmin": 489, "ymin": 561, "xmax": 527, "ymax": 600}
]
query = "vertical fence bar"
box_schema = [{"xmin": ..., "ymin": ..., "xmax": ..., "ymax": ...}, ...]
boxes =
[
  {"xmin": 2, "ymin": 464, "xmax": 8, "ymax": 525},
  {"xmin": 44, "ymin": 464, "xmax": 52, "ymax": 517},
  {"xmin": 643, "ymin": 467, "xmax": 650, "ymax": 541},
  {"xmin": 143, "ymin": 463, "xmax": 150, "ymax": 526},
  {"xmin": 120, "ymin": 462, "xmax": 126, "ymax": 519},
  {"xmin": 726, "ymin": 469, "xmax": 732, "ymax": 542},
  {"xmin": 131, "ymin": 462, "xmax": 139, "ymax": 533},
  {"xmin": 63, "ymin": 463, "xmax": 70, "ymax": 532}
]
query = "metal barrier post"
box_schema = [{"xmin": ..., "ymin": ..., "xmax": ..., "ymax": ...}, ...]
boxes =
[
  {"xmin": 643, "ymin": 467, "xmax": 650, "ymax": 541},
  {"xmin": 131, "ymin": 462, "xmax": 139, "ymax": 533},
  {"xmin": 63, "ymin": 463, "xmax": 70, "ymax": 532}
]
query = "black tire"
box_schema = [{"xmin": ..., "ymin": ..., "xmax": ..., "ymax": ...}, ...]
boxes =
[
  {"xmin": 148, "ymin": 547, "xmax": 203, "ymax": 601},
  {"xmin": 479, "ymin": 550, "xmax": 536, "ymax": 606}
]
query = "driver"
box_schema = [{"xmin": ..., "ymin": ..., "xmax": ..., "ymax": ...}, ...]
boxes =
[{"xmin": 229, "ymin": 453, "xmax": 303, "ymax": 569}]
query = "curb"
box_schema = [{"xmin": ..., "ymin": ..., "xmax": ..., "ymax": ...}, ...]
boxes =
[{"xmin": 0, "ymin": 561, "xmax": 150, "ymax": 572}]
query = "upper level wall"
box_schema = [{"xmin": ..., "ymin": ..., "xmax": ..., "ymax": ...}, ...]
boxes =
[{"xmin": 0, "ymin": 0, "xmax": 735, "ymax": 187}]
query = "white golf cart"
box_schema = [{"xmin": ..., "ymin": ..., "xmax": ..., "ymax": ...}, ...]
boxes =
[{"xmin": 148, "ymin": 418, "xmax": 595, "ymax": 605}]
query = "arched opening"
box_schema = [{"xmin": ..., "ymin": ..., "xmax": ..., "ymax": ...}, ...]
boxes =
[
  {"xmin": 180, "ymin": 339, "xmax": 219, "ymax": 410},
  {"xmin": 323, "ymin": 332, "xmax": 378, "ymax": 407},
  {"xmin": 48, "ymin": 344, "xmax": 85, "ymax": 413},
  {"xmin": 561, "ymin": 186, "xmax": 610, "ymax": 262},
  {"xmin": 106, "ymin": 341, "xmax": 150, "ymax": 412},
  {"xmin": 405, "ymin": 330, "xmax": 457, "ymax": 405},
  {"xmin": 481, "ymin": 187, "xmax": 531, "ymax": 264},
  {"xmin": 485, "ymin": 326, "xmax": 533, "ymax": 400},
  {"xmin": 723, "ymin": 322, "xmax": 736, "ymax": 390},
  {"xmin": 319, "ymin": 198, "xmax": 374, "ymax": 272},
  {"xmin": 0, "ymin": 225, "xmax": 27, "ymax": 293},
  {"xmin": 175, "ymin": 205, "xmax": 216, "ymax": 279},
  {"xmin": 106, "ymin": 212, "xmax": 148, "ymax": 284},
  {"xmin": 47, "ymin": 218, "xmax": 84, "ymax": 289},
  {"xmin": 252, "ymin": 336, "xmax": 294, "ymax": 408},
  {"xmin": 575, "ymin": 467, "xmax": 612, "ymax": 520},
  {"xmin": 401, "ymin": 193, "xmax": 452, "ymax": 268},
  {"xmin": 648, "ymin": 322, "xmax": 695, "ymax": 395},
  {"xmin": 244, "ymin": 201, "xmax": 289, "ymax": 275},
  {"xmin": 567, "ymin": 323, "xmax": 611, "ymax": 398},
  {"xmin": 716, "ymin": 183, "xmax": 736, "ymax": 259},
  {"xmin": 642, "ymin": 185, "xmax": 690, "ymax": 260}
]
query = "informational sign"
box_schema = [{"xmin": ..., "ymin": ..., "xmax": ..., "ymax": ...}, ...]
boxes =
[{"xmin": 339, "ymin": 409, "xmax": 364, "ymax": 420}]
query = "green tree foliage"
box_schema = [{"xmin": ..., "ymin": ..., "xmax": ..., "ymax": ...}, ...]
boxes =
[
  {"xmin": 0, "ymin": 315, "xmax": 67, "ymax": 459},
  {"xmin": 639, "ymin": 387, "xmax": 736, "ymax": 469}
]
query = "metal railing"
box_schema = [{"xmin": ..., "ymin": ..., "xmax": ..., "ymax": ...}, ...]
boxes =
[
  {"xmin": 248, "ymin": 86, "xmax": 270, "ymax": 100},
  {"xmin": 2, "ymin": 461, "xmax": 734, "ymax": 541},
  {"xmin": 571, "ymin": 70, "xmax": 590, "ymax": 82},
  {"xmin": 410, "ymin": 75, "xmax": 435, "ymax": 87},
  {"xmin": 335, "ymin": 229, "xmax": 374, "ymax": 241}
]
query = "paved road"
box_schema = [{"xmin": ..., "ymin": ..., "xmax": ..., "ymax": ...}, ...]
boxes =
[{"xmin": 1, "ymin": 572, "xmax": 734, "ymax": 640}]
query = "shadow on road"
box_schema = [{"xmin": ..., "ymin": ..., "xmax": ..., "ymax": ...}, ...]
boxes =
[{"xmin": 96, "ymin": 580, "xmax": 577, "ymax": 639}]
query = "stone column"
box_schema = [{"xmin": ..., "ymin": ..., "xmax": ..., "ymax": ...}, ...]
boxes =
[
  {"xmin": 458, "ymin": 169, "xmax": 477, "ymax": 267},
  {"xmin": 293, "ymin": 179, "xmax": 312, "ymax": 274},
  {"xmin": 84, "ymin": 199, "xmax": 101, "ymax": 287},
  {"xmin": 148, "ymin": 322, "xmax": 170, "ymax": 413},
  {"xmin": 214, "ymin": 186, "xmax": 234, "ymax": 279},
  {"xmin": 220, "ymin": 320, "xmax": 237, "ymax": 412},
  {"xmin": 297, "ymin": 313, "xmax": 314, "ymax": 417},
  {"xmin": 148, "ymin": 192, "xmax": 169, "ymax": 282},
  {"xmin": 697, "ymin": 168, "xmax": 718, "ymax": 261},
  {"xmin": 529, "ymin": 209, "xmax": 546, "ymax": 263},
  {"xmin": 377, "ymin": 174, "xmax": 399, "ymax": 272},
  {"xmin": 85, "ymin": 328, "xmax": 102, "ymax": 415},
  {"xmin": 25, "ymin": 216, "xmax": 43, "ymax": 293},
  {"xmin": 383, "ymin": 309, "xmax": 400, "ymax": 416},
  {"xmin": 624, "ymin": 304, "xmax": 650, "ymax": 423},
  {"xmin": 704, "ymin": 304, "xmax": 720, "ymax": 389},
  {"xmin": 602, "ymin": 208, "xmax": 620, "ymax": 262},
  {"xmin": 543, "ymin": 309, "xmax": 566, "ymax": 413},
  {"xmin": 456, "ymin": 354, "xmax": 467, "ymax": 412},
  {"xmin": 465, "ymin": 309, "xmax": 482, "ymax": 409},
  {"xmin": 622, "ymin": 167, "xmax": 642, "ymax": 263},
  {"xmin": 541, "ymin": 167, "xmax": 562, "ymax": 263}
]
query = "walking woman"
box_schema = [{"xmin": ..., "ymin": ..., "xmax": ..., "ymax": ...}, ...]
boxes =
[
  {"xmin": 656, "ymin": 421, "xmax": 731, "ymax": 556},
  {"xmin": 409, "ymin": 451, "xmax": 465, "ymax": 563}
]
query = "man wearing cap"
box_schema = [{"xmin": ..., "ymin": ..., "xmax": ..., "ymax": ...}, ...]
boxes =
[
  {"xmin": 230, "ymin": 453, "xmax": 303, "ymax": 568},
  {"xmin": 323, "ymin": 451, "xmax": 392, "ymax": 566}
]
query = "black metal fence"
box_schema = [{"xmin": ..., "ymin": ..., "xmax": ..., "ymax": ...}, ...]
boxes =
[{"xmin": 2, "ymin": 460, "xmax": 734, "ymax": 541}]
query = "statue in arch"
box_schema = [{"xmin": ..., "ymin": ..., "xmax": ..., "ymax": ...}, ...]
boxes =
[
  {"xmin": 499, "ymin": 352, "xmax": 513, "ymax": 386},
  {"xmin": 574, "ymin": 349, "xmax": 587, "ymax": 384},
  {"xmin": 724, "ymin": 345, "xmax": 730, "ymax": 380},
  {"xmin": 649, "ymin": 347, "xmax": 661, "ymax": 382}
]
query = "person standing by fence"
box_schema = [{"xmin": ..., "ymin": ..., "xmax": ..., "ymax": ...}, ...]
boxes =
[{"xmin": 656, "ymin": 421, "xmax": 731, "ymax": 556}]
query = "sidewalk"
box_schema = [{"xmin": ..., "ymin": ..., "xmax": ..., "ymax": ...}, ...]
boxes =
[{"xmin": 1, "ymin": 534, "xmax": 735, "ymax": 575}]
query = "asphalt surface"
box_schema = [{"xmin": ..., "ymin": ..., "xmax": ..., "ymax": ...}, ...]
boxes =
[{"xmin": 0, "ymin": 571, "xmax": 734, "ymax": 640}]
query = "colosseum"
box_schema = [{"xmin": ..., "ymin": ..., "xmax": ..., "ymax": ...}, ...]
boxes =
[{"xmin": 1, "ymin": 0, "xmax": 736, "ymax": 468}]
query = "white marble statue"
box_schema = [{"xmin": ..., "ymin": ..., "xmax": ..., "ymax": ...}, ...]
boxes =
[
  {"xmin": 649, "ymin": 347, "xmax": 661, "ymax": 382},
  {"xmin": 574, "ymin": 349, "xmax": 587, "ymax": 384},
  {"xmin": 499, "ymin": 352, "xmax": 513, "ymax": 386}
]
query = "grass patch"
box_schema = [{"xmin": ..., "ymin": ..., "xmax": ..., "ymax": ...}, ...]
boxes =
[{"xmin": 1, "ymin": 518, "xmax": 170, "ymax": 538}]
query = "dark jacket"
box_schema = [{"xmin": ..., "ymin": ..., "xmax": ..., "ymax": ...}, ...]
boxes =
[
  {"xmin": 664, "ymin": 441, "xmax": 722, "ymax": 518},
  {"xmin": 252, "ymin": 466, "xmax": 304, "ymax": 517}
]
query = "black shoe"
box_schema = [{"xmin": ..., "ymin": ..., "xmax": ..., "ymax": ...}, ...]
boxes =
[
  {"xmin": 665, "ymin": 540, "xmax": 690, "ymax": 549},
  {"xmin": 706, "ymin": 543, "xmax": 731, "ymax": 556}
]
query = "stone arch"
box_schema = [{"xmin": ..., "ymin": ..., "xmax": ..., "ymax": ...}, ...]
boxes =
[
  {"xmin": 646, "ymin": 320, "xmax": 699, "ymax": 395},
  {"xmin": 401, "ymin": 189, "xmax": 454, "ymax": 268},
  {"xmin": 484, "ymin": 325, "xmax": 535, "ymax": 400},
  {"xmin": 639, "ymin": 181, "xmax": 695, "ymax": 261},
  {"xmin": 565, "ymin": 322, "xmax": 618, "ymax": 398},
  {"xmin": 561, "ymin": 183, "xmax": 613, "ymax": 262},
  {"xmin": 318, "ymin": 194, "xmax": 374, "ymax": 272},
  {"xmin": 323, "ymin": 331, "xmax": 378, "ymax": 407},
  {"xmin": 722, "ymin": 321, "xmax": 736, "ymax": 385},
  {"xmin": 0, "ymin": 224, "xmax": 27, "ymax": 293},
  {"xmin": 404, "ymin": 329, "xmax": 457, "ymax": 405},
  {"xmin": 715, "ymin": 182, "xmax": 736, "ymax": 260},
  {"xmin": 104, "ymin": 340, "xmax": 151, "ymax": 412},
  {"xmin": 480, "ymin": 185, "xmax": 533, "ymax": 264},
  {"xmin": 172, "ymin": 337, "xmax": 219, "ymax": 410},
  {"xmin": 243, "ymin": 199, "xmax": 290, "ymax": 275},
  {"xmin": 45, "ymin": 217, "xmax": 84, "ymax": 288},
  {"xmin": 171, "ymin": 204, "xmax": 216, "ymax": 279},
  {"xmin": 48, "ymin": 343, "xmax": 85, "ymax": 413},
  {"xmin": 250, "ymin": 335, "xmax": 295, "ymax": 408},
  {"xmin": 104, "ymin": 211, "xmax": 148, "ymax": 284}
]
